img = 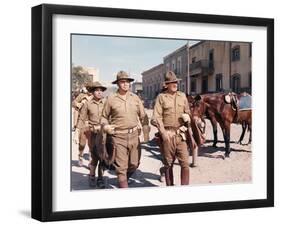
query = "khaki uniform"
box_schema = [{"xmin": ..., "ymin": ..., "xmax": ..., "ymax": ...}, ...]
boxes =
[
  {"xmin": 72, "ymin": 93, "xmax": 92, "ymax": 155},
  {"xmin": 72, "ymin": 93, "xmax": 92, "ymax": 129},
  {"xmin": 79, "ymin": 98, "xmax": 105, "ymax": 176},
  {"xmin": 101, "ymin": 91, "xmax": 145, "ymax": 185},
  {"xmin": 152, "ymin": 91, "xmax": 191, "ymax": 185}
]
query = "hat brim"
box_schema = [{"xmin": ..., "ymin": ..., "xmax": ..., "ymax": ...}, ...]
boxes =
[
  {"xmin": 164, "ymin": 78, "xmax": 182, "ymax": 84},
  {"xmin": 112, "ymin": 78, "xmax": 134, "ymax": 84},
  {"xmin": 87, "ymin": 86, "xmax": 107, "ymax": 92}
]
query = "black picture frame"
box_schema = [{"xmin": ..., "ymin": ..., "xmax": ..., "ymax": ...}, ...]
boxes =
[{"xmin": 31, "ymin": 3, "xmax": 274, "ymax": 222}]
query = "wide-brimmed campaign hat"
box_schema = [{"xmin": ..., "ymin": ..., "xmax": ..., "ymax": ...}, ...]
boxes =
[
  {"xmin": 112, "ymin": 70, "xmax": 134, "ymax": 84},
  {"xmin": 164, "ymin": 71, "xmax": 182, "ymax": 84},
  {"xmin": 86, "ymin": 81, "xmax": 107, "ymax": 91}
]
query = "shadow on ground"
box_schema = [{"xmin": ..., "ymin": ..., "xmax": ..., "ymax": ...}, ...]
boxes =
[
  {"xmin": 71, "ymin": 168, "xmax": 161, "ymax": 190},
  {"xmin": 198, "ymin": 143, "xmax": 252, "ymax": 159}
]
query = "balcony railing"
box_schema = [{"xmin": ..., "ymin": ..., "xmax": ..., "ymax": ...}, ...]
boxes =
[{"xmin": 190, "ymin": 59, "xmax": 214, "ymax": 76}]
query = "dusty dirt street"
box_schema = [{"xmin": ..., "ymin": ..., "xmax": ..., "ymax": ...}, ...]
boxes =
[{"xmin": 71, "ymin": 109, "xmax": 251, "ymax": 190}]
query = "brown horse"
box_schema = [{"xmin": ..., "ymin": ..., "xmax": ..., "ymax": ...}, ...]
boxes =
[
  {"xmin": 188, "ymin": 93, "xmax": 252, "ymax": 146},
  {"xmin": 236, "ymin": 93, "xmax": 252, "ymax": 144},
  {"xmin": 187, "ymin": 115, "xmax": 206, "ymax": 166},
  {"xmin": 236, "ymin": 111, "xmax": 252, "ymax": 144},
  {"xmin": 188, "ymin": 93, "xmax": 239, "ymax": 157},
  {"xmin": 188, "ymin": 94, "xmax": 219, "ymax": 148}
]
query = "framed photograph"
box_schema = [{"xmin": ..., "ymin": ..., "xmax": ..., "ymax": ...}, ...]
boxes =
[{"xmin": 32, "ymin": 4, "xmax": 274, "ymax": 222}]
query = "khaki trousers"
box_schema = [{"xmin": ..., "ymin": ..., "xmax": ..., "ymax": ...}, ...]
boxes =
[
  {"xmin": 112, "ymin": 130, "xmax": 141, "ymax": 182},
  {"xmin": 88, "ymin": 133, "xmax": 103, "ymax": 178},
  {"xmin": 162, "ymin": 130, "xmax": 189, "ymax": 169},
  {"xmin": 73, "ymin": 108, "xmax": 79, "ymax": 128},
  {"xmin": 78, "ymin": 127, "xmax": 91, "ymax": 158}
]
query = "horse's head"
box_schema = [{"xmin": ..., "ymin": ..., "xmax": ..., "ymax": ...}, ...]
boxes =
[
  {"xmin": 187, "ymin": 94, "xmax": 195, "ymax": 104},
  {"xmin": 189, "ymin": 95, "xmax": 208, "ymax": 119},
  {"xmin": 187, "ymin": 95, "xmax": 206, "ymax": 139}
]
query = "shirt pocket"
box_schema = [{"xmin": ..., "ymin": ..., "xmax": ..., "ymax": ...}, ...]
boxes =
[
  {"xmin": 163, "ymin": 100, "xmax": 174, "ymax": 115},
  {"xmin": 177, "ymin": 103, "xmax": 185, "ymax": 113},
  {"xmin": 129, "ymin": 100, "xmax": 139, "ymax": 114},
  {"xmin": 88, "ymin": 107, "xmax": 96, "ymax": 119},
  {"xmin": 112, "ymin": 102, "xmax": 123, "ymax": 115}
]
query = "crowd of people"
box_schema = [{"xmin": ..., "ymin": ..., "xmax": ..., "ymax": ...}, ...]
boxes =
[{"xmin": 72, "ymin": 70, "xmax": 198, "ymax": 189}]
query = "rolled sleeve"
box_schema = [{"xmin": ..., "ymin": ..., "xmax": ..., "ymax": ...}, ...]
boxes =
[
  {"xmin": 137, "ymin": 97, "xmax": 146, "ymax": 125},
  {"xmin": 79, "ymin": 102, "xmax": 88, "ymax": 124},
  {"xmin": 151, "ymin": 95, "xmax": 163, "ymax": 128}
]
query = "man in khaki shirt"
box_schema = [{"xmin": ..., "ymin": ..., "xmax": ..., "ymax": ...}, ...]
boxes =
[
  {"xmin": 72, "ymin": 84, "xmax": 93, "ymax": 166},
  {"xmin": 78, "ymin": 81, "xmax": 107, "ymax": 187},
  {"xmin": 101, "ymin": 71, "xmax": 146, "ymax": 188},
  {"xmin": 72, "ymin": 86, "xmax": 91, "ymax": 130},
  {"xmin": 151, "ymin": 71, "xmax": 191, "ymax": 186}
]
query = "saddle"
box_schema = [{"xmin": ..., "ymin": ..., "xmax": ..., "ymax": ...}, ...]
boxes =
[
  {"xmin": 238, "ymin": 94, "xmax": 252, "ymax": 111},
  {"xmin": 224, "ymin": 92, "xmax": 239, "ymax": 122},
  {"xmin": 224, "ymin": 92, "xmax": 238, "ymax": 109}
]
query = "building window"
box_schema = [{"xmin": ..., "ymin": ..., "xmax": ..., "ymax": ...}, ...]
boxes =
[
  {"xmin": 172, "ymin": 60, "xmax": 176, "ymax": 72},
  {"xmin": 192, "ymin": 57, "xmax": 196, "ymax": 63},
  {"xmin": 177, "ymin": 58, "xmax": 182, "ymax": 75},
  {"xmin": 209, "ymin": 49, "xmax": 214, "ymax": 68},
  {"xmin": 232, "ymin": 46, "xmax": 240, "ymax": 61},
  {"xmin": 191, "ymin": 79, "xmax": 197, "ymax": 93},
  {"xmin": 178, "ymin": 81, "xmax": 184, "ymax": 92},
  {"xmin": 249, "ymin": 71, "xmax": 252, "ymax": 88},
  {"xmin": 202, "ymin": 76, "xmax": 208, "ymax": 93},
  {"xmin": 216, "ymin": 73, "xmax": 223, "ymax": 92},
  {"xmin": 166, "ymin": 63, "xmax": 170, "ymax": 72},
  {"xmin": 231, "ymin": 74, "xmax": 241, "ymax": 93}
]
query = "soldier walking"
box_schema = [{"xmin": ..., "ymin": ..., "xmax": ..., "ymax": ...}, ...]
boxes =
[
  {"xmin": 78, "ymin": 81, "xmax": 107, "ymax": 187},
  {"xmin": 101, "ymin": 71, "xmax": 146, "ymax": 188},
  {"xmin": 151, "ymin": 71, "xmax": 191, "ymax": 186},
  {"xmin": 72, "ymin": 84, "xmax": 93, "ymax": 166},
  {"xmin": 72, "ymin": 86, "xmax": 91, "ymax": 131}
]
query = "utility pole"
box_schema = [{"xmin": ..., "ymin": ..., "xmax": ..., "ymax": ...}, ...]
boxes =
[
  {"xmin": 186, "ymin": 40, "xmax": 190, "ymax": 95},
  {"xmin": 229, "ymin": 42, "xmax": 232, "ymax": 92}
]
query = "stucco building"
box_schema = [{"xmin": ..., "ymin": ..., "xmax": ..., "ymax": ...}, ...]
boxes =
[
  {"xmin": 131, "ymin": 81, "xmax": 143, "ymax": 96},
  {"xmin": 142, "ymin": 64, "xmax": 165, "ymax": 100},
  {"xmin": 163, "ymin": 44, "xmax": 189, "ymax": 93},
  {"xmin": 84, "ymin": 67, "xmax": 99, "ymax": 82},
  {"xmin": 142, "ymin": 40, "xmax": 252, "ymax": 100},
  {"xmin": 189, "ymin": 41, "xmax": 252, "ymax": 94}
]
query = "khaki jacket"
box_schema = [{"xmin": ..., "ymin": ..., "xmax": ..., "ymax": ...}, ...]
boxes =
[
  {"xmin": 101, "ymin": 91, "xmax": 145, "ymax": 130},
  {"xmin": 79, "ymin": 98, "xmax": 105, "ymax": 128},
  {"xmin": 152, "ymin": 91, "xmax": 190, "ymax": 129}
]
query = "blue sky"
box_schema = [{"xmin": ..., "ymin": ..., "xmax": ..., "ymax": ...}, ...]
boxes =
[{"xmin": 72, "ymin": 34, "xmax": 198, "ymax": 83}]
